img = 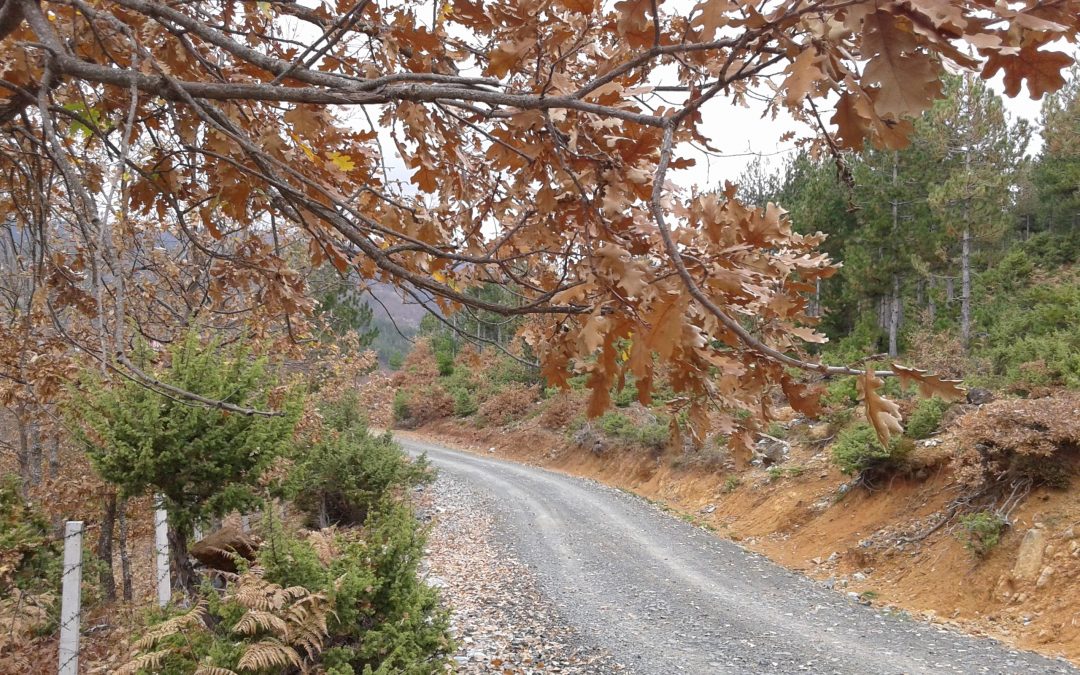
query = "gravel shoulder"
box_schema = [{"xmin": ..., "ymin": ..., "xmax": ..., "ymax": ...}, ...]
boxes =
[{"xmin": 404, "ymin": 434, "xmax": 1079, "ymax": 675}]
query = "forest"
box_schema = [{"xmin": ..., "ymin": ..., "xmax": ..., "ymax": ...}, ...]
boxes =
[{"xmin": 1, "ymin": 0, "xmax": 1079, "ymax": 672}]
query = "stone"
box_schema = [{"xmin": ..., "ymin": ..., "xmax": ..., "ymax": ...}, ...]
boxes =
[
  {"xmin": 1036, "ymin": 566, "xmax": 1054, "ymax": 589},
  {"xmin": 700, "ymin": 504, "xmax": 716, "ymax": 514},
  {"xmin": 1061, "ymin": 526, "xmax": 1076, "ymax": 541},
  {"xmin": 852, "ymin": 571, "xmax": 868, "ymax": 582},
  {"xmin": 1013, "ymin": 528, "xmax": 1048, "ymax": 581},
  {"xmin": 966, "ymin": 388, "xmax": 994, "ymax": 405},
  {"xmin": 753, "ymin": 436, "xmax": 789, "ymax": 466}
]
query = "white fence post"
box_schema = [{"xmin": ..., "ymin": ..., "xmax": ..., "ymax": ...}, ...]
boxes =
[
  {"xmin": 58, "ymin": 521, "xmax": 83, "ymax": 675},
  {"xmin": 155, "ymin": 502, "xmax": 171, "ymax": 607}
]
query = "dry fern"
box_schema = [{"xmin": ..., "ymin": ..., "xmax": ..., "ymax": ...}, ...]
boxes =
[
  {"xmin": 115, "ymin": 649, "xmax": 171, "ymax": 675},
  {"xmin": 237, "ymin": 638, "xmax": 302, "ymax": 671},
  {"xmin": 193, "ymin": 667, "xmax": 240, "ymax": 675},
  {"xmin": 132, "ymin": 601, "xmax": 208, "ymax": 651}
]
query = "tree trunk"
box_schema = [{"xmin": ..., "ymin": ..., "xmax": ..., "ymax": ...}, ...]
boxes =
[
  {"xmin": 97, "ymin": 493, "xmax": 117, "ymax": 601},
  {"xmin": 961, "ymin": 226, "xmax": 972, "ymax": 350},
  {"xmin": 16, "ymin": 412, "xmax": 30, "ymax": 494},
  {"xmin": 48, "ymin": 435, "xmax": 60, "ymax": 479},
  {"xmin": 117, "ymin": 498, "xmax": 133, "ymax": 601},
  {"xmin": 928, "ymin": 277, "xmax": 937, "ymax": 324},
  {"xmin": 167, "ymin": 521, "xmax": 199, "ymax": 594},
  {"xmin": 27, "ymin": 423, "xmax": 42, "ymax": 487},
  {"xmin": 945, "ymin": 277, "xmax": 954, "ymax": 305},
  {"xmin": 888, "ymin": 274, "xmax": 901, "ymax": 357}
]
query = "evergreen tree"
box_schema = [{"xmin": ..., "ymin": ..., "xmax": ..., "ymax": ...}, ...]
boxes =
[
  {"xmin": 923, "ymin": 75, "xmax": 1031, "ymax": 349},
  {"xmin": 1031, "ymin": 67, "xmax": 1080, "ymax": 234},
  {"xmin": 67, "ymin": 332, "xmax": 301, "ymax": 591}
]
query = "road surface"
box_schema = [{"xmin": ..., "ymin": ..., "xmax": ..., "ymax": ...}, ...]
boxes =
[{"xmin": 398, "ymin": 435, "xmax": 1077, "ymax": 675}]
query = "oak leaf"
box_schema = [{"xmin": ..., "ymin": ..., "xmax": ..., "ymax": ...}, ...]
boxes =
[
  {"xmin": 890, "ymin": 364, "xmax": 965, "ymax": 402},
  {"xmin": 981, "ymin": 46, "xmax": 1074, "ymax": 100},
  {"xmin": 856, "ymin": 369, "xmax": 903, "ymax": 448}
]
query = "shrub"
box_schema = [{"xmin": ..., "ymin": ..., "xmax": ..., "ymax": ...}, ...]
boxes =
[
  {"xmin": 597, "ymin": 412, "xmax": 669, "ymax": 451},
  {"xmin": 613, "ymin": 381, "xmax": 639, "ymax": 407},
  {"xmin": 957, "ymin": 511, "xmax": 1008, "ymax": 557},
  {"xmin": 831, "ymin": 423, "xmax": 912, "ymax": 480},
  {"xmin": 905, "ymin": 397, "xmax": 949, "ymax": 440},
  {"xmin": 766, "ymin": 422, "xmax": 787, "ymax": 439},
  {"xmin": 452, "ymin": 388, "xmax": 478, "ymax": 417},
  {"xmin": 722, "ymin": 476, "xmax": 742, "ymax": 493},
  {"xmin": 392, "ymin": 389, "xmax": 412, "ymax": 425},
  {"xmin": 955, "ymin": 392, "xmax": 1079, "ymax": 489},
  {"xmin": 538, "ymin": 392, "xmax": 584, "ymax": 430},
  {"xmin": 121, "ymin": 508, "xmax": 452, "ymax": 674},
  {"xmin": 475, "ymin": 384, "xmax": 538, "ymax": 427},
  {"xmin": 283, "ymin": 412, "xmax": 432, "ymax": 528},
  {"xmin": 430, "ymin": 334, "xmax": 456, "ymax": 377}
]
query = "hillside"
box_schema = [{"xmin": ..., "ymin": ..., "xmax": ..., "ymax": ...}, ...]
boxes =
[{"xmin": 371, "ymin": 330, "xmax": 1080, "ymax": 665}]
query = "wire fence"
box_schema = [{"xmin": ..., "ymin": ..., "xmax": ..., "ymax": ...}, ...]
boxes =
[{"xmin": 2, "ymin": 500, "xmax": 253, "ymax": 673}]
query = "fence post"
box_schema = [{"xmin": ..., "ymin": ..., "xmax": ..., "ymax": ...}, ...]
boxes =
[
  {"xmin": 58, "ymin": 521, "xmax": 83, "ymax": 675},
  {"xmin": 154, "ymin": 502, "xmax": 171, "ymax": 607}
]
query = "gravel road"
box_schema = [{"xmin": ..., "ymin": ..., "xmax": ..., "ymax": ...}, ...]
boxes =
[{"xmin": 400, "ymin": 435, "xmax": 1079, "ymax": 675}]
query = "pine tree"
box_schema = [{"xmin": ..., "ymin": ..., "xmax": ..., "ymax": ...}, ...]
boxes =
[{"xmin": 923, "ymin": 75, "xmax": 1031, "ymax": 349}]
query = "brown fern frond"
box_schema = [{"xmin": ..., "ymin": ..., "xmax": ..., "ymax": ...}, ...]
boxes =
[
  {"xmin": 305, "ymin": 528, "xmax": 339, "ymax": 565},
  {"xmin": 237, "ymin": 639, "xmax": 302, "ymax": 672},
  {"xmin": 193, "ymin": 666, "xmax": 240, "ymax": 675},
  {"xmin": 133, "ymin": 602, "xmax": 208, "ymax": 650},
  {"xmin": 233, "ymin": 610, "xmax": 289, "ymax": 638},
  {"xmin": 115, "ymin": 649, "xmax": 170, "ymax": 675}
]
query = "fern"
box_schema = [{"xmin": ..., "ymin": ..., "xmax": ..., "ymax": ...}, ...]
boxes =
[
  {"xmin": 132, "ymin": 602, "xmax": 208, "ymax": 650},
  {"xmin": 115, "ymin": 649, "xmax": 171, "ymax": 675},
  {"xmin": 237, "ymin": 639, "xmax": 302, "ymax": 671},
  {"xmin": 193, "ymin": 668, "xmax": 240, "ymax": 675}
]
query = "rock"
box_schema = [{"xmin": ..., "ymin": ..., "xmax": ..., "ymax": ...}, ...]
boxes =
[
  {"xmin": 1070, "ymin": 540, "xmax": 1080, "ymax": 557},
  {"xmin": 427, "ymin": 576, "xmax": 448, "ymax": 589},
  {"xmin": 700, "ymin": 504, "xmax": 716, "ymax": 514},
  {"xmin": 826, "ymin": 551, "xmax": 840, "ymax": 563},
  {"xmin": 821, "ymin": 577, "xmax": 835, "ymax": 590},
  {"xmin": 1061, "ymin": 526, "xmax": 1076, "ymax": 541},
  {"xmin": 1013, "ymin": 529, "xmax": 1048, "ymax": 581},
  {"xmin": 966, "ymin": 388, "xmax": 994, "ymax": 405},
  {"xmin": 753, "ymin": 436, "xmax": 789, "ymax": 466},
  {"xmin": 488, "ymin": 447, "xmax": 496, "ymax": 453},
  {"xmin": 1035, "ymin": 566, "xmax": 1054, "ymax": 589},
  {"xmin": 190, "ymin": 526, "xmax": 258, "ymax": 573},
  {"xmin": 852, "ymin": 571, "xmax": 868, "ymax": 582}
]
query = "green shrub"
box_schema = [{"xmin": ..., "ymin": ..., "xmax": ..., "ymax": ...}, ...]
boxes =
[
  {"xmin": 597, "ymin": 412, "xmax": 669, "ymax": 451},
  {"xmin": 957, "ymin": 511, "xmax": 1008, "ymax": 557},
  {"xmin": 824, "ymin": 377, "xmax": 859, "ymax": 407},
  {"xmin": 905, "ymin": 397, "xmax": 949, "ymax": 440},
  {"xmin": 260, "ymin": 506, "xmax": 452, "ymax": 673},
  {"xmin": 430, "ymin": 334, "xmax": 456, "ymax": 376},
  {"xmin": 392, "ymin": 389, "xmax": 412, "ymax": 424},
  {"xmin": 831, "ymin": 423, "xmax": 912, "ymax": 479},
  {"xmin": 283, "ymin": 412, "xmax": 432, "ymax": 528},
  {"xmin": 452, "ymin": 388, "xmax": 478, "ymax": 417},
  {"xmin": 976, "ymin": 278, "xmax": 1080, "ymax": 389},
  {"xmin": 124, "ymin": 507, "xmax": 452, "ymax": 674},
  {"xmin": 766, "ymin": 422, "xmax": 788, "ymax": 439},
  {"xmin": 722, "ymin": 475, "xmax": 742, "ymax": 493},
  {"xmin": 613, "ymin": 381, "xmax": 639, "ymax": 407}
]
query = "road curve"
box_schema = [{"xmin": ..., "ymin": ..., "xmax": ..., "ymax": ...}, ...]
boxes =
[{"xmin": 398, "ymin": 435, "xmax": 1077, "ymax": 675}]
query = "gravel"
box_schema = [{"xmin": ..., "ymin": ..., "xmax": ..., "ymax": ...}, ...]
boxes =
[
  {"xmin": 418, "ymin": 473, "xmax": 625, "ymax": 673},
  {"xmin": 405, "ymin": 436, "xmax": 1079, "ymax": 675}
]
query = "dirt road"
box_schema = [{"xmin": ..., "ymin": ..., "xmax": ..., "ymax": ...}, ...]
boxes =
[{"xmin": 399, "ymin": 435, "xmax": 1077, "ymax": 674}]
